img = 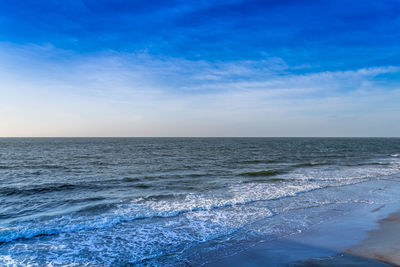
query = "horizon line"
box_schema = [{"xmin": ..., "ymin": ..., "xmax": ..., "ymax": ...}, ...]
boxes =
[{"xmin": 0, "ymin": 136, "xmax": 399, "ymax": 139}]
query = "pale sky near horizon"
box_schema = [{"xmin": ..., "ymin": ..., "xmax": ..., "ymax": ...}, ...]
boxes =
[{"xmin": 1, "ymin": 0, "xmax": 400, "ymax": 137}]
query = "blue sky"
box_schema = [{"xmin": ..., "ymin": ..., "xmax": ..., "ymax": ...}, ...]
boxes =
[{"xmin": 0, "ymin": 0, "xmax": 400, "ymax": 136}]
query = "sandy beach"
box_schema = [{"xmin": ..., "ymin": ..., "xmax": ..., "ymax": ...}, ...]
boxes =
[
  {"xmin": 347, "ymin": 210, "xmax": 400, "ymax": 265},
  {"xmin": 205, "ymin": 188, "xmax": 400, "ymax": 267},
  {"xmin": 292, "ymin": 209, "xmax": 400, "ymax": 266}
]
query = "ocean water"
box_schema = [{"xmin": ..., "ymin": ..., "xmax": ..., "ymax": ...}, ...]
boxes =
[{"xmin": 1, "ymin": 138, "xmax": 400, "ymax": 266}]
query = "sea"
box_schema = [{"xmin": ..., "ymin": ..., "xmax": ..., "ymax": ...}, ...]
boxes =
[{"xmin": 1, "ymin": 138, "xmax": 400, "ymax": 266}]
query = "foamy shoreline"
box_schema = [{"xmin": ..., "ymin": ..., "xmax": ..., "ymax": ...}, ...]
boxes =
[{"xmin": 205, "ymin": 179, "xmax": 400, "ymax": 266}]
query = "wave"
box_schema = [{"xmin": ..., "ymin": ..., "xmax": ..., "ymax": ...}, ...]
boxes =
[
  {"xmin": 0, "ymin": 175, "xmax": 376, "ymax": 248},
  {"xmin": 0, "ymin": 174, "xmax": 208, "ymax": 197},
  {"xmin": 1, "ymin": 183, "xmax": 318, "ymax": 244},
  {"xmin": 0, "ymin": 166, "xmax": 11, "ymax": 169},
  {"xmin": 0, "ymin": 179, "xmax": 350, "ymax": 244},
  {"xmin": 287, "ymin": 161, "xmax": 393, "ymax": 169},
  {"xmin": 89, "ymin": 161, "xmax": 107, "ymax": 166},
  {"xmin": 0, "ymin": 183, "xmax": 100, "ymax": 196},
  {"xmin": 343, "ymin": 162, "xmax": 392, "ymax": 167},
  {"xmin": 236, "ymin": 159, "xmax": 278, "ymax": 164},
  {"xmin": 238, "ymin": 162, "xmax": 331, "ymax": 177},
  {"xmin": 0, "ymin": 202, "xmax": 251, "ymax": 244},
  {"xmin": 32, "ymin": 165, "xmax": 69, "ymax": 170},
  {"xmin": 132, "ymin": 183, "xmax": 152, "ymax": 189},
  {"xmin": 2, "ymin": 162, "xmax": 395, "ymax": 245},
  {"xmin": 238, "ymin": 159, "xmax": 397, "ymax": 179},
  {"xmin": 1, "ymin": 178, "xmax": 391, "ymax": 266},
  {"xmin": 75, "ymin": 155, "xmax": 104, "ymax": 159},
  {"xmin": 121, "ymin": 177, "xmax": 142, "ymax": 182},
  {"xmin": 0, "ymin": 165, "xmax": 69, "ymax": 170},
  {"xmin": 292, "ymin": 162, "xmax": 327, "ymax": 168},
  {"xmin": 239, "ymin": 169, "xmax": 282, "ymax": 177},
  {"xmin": 242, "ymin": 178, "xmax": 288, "ymax": 183}
]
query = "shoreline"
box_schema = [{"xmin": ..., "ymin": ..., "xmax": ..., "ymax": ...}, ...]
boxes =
[
  {"xmin": 346, "ymin": 210, "xmax": 400, "ymax": 265},
  {"xmin": 205, "ymin": 187, "xmax": 400, "ymax": 266},
  {"xmin": 292, "ymin": 208, "xmax": 400, "ymax": 266}
]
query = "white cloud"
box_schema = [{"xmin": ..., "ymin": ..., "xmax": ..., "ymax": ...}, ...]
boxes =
[{"xmin": 0, "ymin": 43, "xmax": 399, "ymax": 137}]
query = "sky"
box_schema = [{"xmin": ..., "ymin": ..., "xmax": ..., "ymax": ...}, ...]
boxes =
[{"xmin": 0, "ymin": 0, "xmax": 400, "ymax": 137}]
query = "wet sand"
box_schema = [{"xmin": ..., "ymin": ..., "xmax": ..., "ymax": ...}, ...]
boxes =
[
  {"xmin": 346, "ymin": 210, "xmax": 400, "ymax": 266},
  {"xmin": 205, "ymin": 203, "xmax": 400, "ymax": 266},
  {"xmin": 293, "ymin": 210, "xmax": 400, "ymax": 266}
]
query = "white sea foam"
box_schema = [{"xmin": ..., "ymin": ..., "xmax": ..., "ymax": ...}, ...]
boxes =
[
  {"xmin": 3, "ymin": 156, "xmax": 399, "ymax": 246},
  {"xmin": 2, "ymin": 154, "xmax": 400, "ymax": 265}
]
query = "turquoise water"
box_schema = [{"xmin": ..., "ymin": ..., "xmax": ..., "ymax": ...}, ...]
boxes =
[{"xmin": 1, "ymin": 138, "xmax": 400, "ymax": 265}]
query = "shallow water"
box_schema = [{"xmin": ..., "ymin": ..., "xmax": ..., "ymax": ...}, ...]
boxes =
[{"xmin": 1, "ymin": 138, "xmax": 400, "ymax": 265}]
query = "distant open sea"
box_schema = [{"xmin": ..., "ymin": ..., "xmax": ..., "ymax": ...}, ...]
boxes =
[{"xmin": 1, "ymin": 138, "xmax": 400, "ymax": 266}]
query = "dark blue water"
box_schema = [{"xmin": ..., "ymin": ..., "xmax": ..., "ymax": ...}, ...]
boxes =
[{"xmin": 1, "ymin": 138, "xmax": 400, "ymax": 265}]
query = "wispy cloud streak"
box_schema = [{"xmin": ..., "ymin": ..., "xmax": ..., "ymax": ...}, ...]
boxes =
[{"xmin": 0, "ymin": 43, "xmax": 399, "ymax": 136}]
